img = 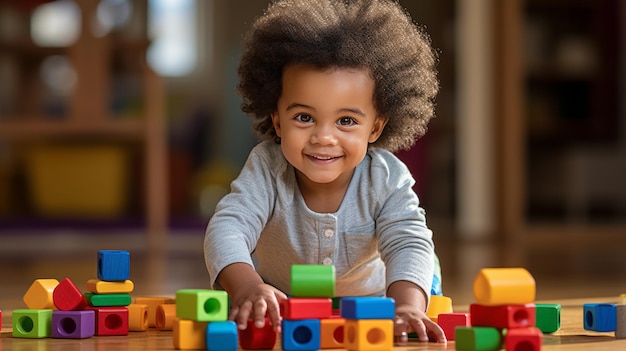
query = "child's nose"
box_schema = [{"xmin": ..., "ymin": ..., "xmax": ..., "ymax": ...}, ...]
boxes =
[{"xmin": 311, "ymin": 124, "xmax": 337, "ymax": 145}]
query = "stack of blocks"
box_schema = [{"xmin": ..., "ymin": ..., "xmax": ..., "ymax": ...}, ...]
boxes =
[
  {"xmin": 14, "ymin": 250, "xmax": 132, "ymax": 339},
  {"xmin": 173, "ymin": 288, "xmax": 235, "ymax": 350},
  {"xmin": 455, "ymin": 267, "xmax": 544, "ymax": 351}
]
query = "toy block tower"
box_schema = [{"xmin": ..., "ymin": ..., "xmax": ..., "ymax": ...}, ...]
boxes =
[
  {"xmin": 455, "ymin": 267, "xmax": 543, "ymax": 351},
  {"xmin": 174, "ymin": 288, "xmax": 237, "ymax": 351},
  {"xmin": 340, "ymin": 297, "xmax": 395, "ymax": 351}
]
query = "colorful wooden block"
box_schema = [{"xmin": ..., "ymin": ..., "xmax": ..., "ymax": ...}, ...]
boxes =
[
  {"xmin": 173, "ymin": 319, "xmax": 208, "ymax": 350},
  {"xmin": 616, "ymin": 304, "xmax": 626, "ymax": 339},
  {"xmin": 84, "ymin": 292, "xmax": 132, "ymax": 307},
  {"xmin": 53, "ymin": 277, "xmax": 88, "ymax": 311},
  {"xmin": 176, "ymin": 289, "xmax": 228, "ymax": 322},
  {"xmin": 620, "ymin": 294, "xmax": 626, "ymax": 305},
  {"xmin": 134, "ymin": 296, "xmax": 175, "ymax": 327},
  {"xmin": 535, "ymin": 303, "xmax": 561, "ymax": 333},
  {"xmin": 455, "ymin": 327, "xmax": 502, "ymax": 351},
  {"xmin": 280, "ymin": 298, "xmax": 332, "ymax": 320},
  {"xmin": 156, "ymin": 303, "xmax": 177, "ymax": 330},
  {"xmin": 206, "ymin": 321, "xmax": 238, "ymax": 351},
  {"xmin": 320, "ymin": 318, "xmax": 345, "ymax": 349},
  {"xmin": 12, "ymin": 309, "xmax": 53, "ymax": 338},
  {"xmin": 91, "ymin": 307, "xmax": 129, "ymax": 336},
  {"xmin": 239, "ymin": 317, "xmax": 277, "ymax": 349},
  {"xmin": 437, "ymin": 312, "xmax": 470, "ymax": 340},
  {"xmin": 98, "ymin": 249, "xmax": 130, "ymax": 281},
  {"xmin": 51, "ymin": 310, "xmax": 95, "ymax": 339},
  {"xmin": 469, "ymin": 303, "xmax": 535, "ymax": 329},
  {"xmin": 426, "ymin": 295, "xmax": 453, "ymax": 322},
  {"xmin": 127, "ymin": 303, "xmax": 149, "ymax": 331},
  {"xmin": 473, "ymin": 267, "xmax": 535, "ymax": 306},
  {"xmin": 504, "ymin": 327, "xmax": 542, "ymax": 351},
  {"xmin": 340, "ymin": 297, "xmax": 395, "ymax": 320},
  {"xmin": 282, "ymin": 319, "xmax": 321, "ymax": 351},
  {"xmin": 583, "ymin": 303, "xmax": 616, "ymax": 332},
  {"xmin": 23, "ymin": 278, "xmax": 59, "ymax": 310},
  {"xmin": 290, "ymin": 264, "xmax": 335, "ymax": 298},
  {"xmin": 344, "ymin": 319, "xmax": 393, "ymax": 351},
  {"xmin": 86, "ymin": 279, "xmax": 134, "ymax": 294}
]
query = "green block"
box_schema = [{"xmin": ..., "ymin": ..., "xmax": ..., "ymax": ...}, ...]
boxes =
[
  {"xmin": 455, "ymin": 327, "xmax": 502, "ymax": 351},
  {"xmin": 290, "ymin": 264, "xmax": 335, "ymax": 297},
  {"xmin": 84, "ymin": 292, "xmax": 132, "ymax": 307},
  {"xmin": 176, "ymin": 289, "xmax": 228, "ymax": 322},
  {"xmin": 12, "ymin": 309, "xmax": 53, "ymax": 338},
  {"xmin": 535, "ymin": 303, "xmax": 561, "ymax": 333}
]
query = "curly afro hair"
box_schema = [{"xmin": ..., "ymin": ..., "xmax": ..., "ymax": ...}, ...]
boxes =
[{"xmin": 238, "ymin": 0, "xmax": 438, "ymax": 152}]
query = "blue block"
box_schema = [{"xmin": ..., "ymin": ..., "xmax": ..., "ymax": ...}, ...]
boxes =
[
  {"xmin": 206, "ymin": 321, "xmax": 238, "ymax": 351},
  {"xmin": 340, "ymin": 297, "xmax": 395, "ymax": 320},
  {"xmin": 97, "ymin": 250, "xmax": 130, "ymax": 281},
  {"xmin": 282, "ymin": 319, "xmax": 320, "ymax": 351},
  {"xmin": 584, "ymin": 303, "xmax": 616, "ymax": 332}
]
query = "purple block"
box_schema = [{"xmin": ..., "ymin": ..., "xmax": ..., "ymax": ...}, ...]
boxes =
[{"xmin": 52, "ymin": 310, "xmax": 95, "ymax": 339}]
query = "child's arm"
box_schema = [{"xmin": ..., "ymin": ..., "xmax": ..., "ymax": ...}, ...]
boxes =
[
  {"xmin": 387, "ymin": 280, "xmax": 447, "ymax": 343},
  {"xmin": 217, "ymin": 262, "xmax": 287, "ymax": 333}
]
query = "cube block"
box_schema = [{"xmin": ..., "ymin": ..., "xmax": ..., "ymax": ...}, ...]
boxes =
[
  {"xmin": 504, "ymin": 327, "xmax": 542, "ymax": 351},
  {"xmin": 473, "ymin": 268, "xmax": 535, "ymax": 306},
  {"xmin": 176, "ymin": 289, "xmax": 228, "ymax": 322},
  {"xmin": 51, "ymin": 310, "xmax": 95, "ymax": 339},
  {"xmin": 320, "ymin": 318, "xmax": 345, "ymax": 349},
  {"xmin": 206, "ymin": 321, "xmax": 238, "ymax": 351},
  {"xmin": 173, "ymin": 319, "xmax": 208, "ymax": 350},
  {"xmin": 12, "ymin": 309, "xmax": 53, "ymax": 338},
  {"xmin": 282, "ymin": 319, "xmax": 321, "ymax": 351},
  {"xmin": 535, "ymin": 303, "xmax": 561, "ymax": 333},
  {"xmin": 470, "ymin": 303, "xmax": 535, "ymax": 329},
  {"xmin": 91, "ymin": 307, "xmax": 129, "ymax": 336},
  {"xmin": 53, "ymin": 277, "xmax": 88, "ymax": 311},
  {"xmin": 437, "ymin": 312, "xmax": 470, "ymax": 340},
  {"xmin": 344, "ymin": 319, "xmax": 393, "ymax": 351},
  {"xmin": 291, "ymin": 264, "xmax": 335, "ymax": 298},
  {"xmin": 584, "ymin": 303, "xmax": 616, "ymax": 332},
  {"xmin": 340, "ymin": 297, "xmax": 395, "ymax": 320},
  {"xmin": 280, "ymin": 298, "xmax": 332, "ymax": 320},
  {"xmin": 98, "ymin": 249, "xmax": 130, "ymax": 281},
  {"xmin": 23, "ymin": 278, "xmax": 59, "ymax": 310},
  {"xmin": 238, "ymin": 317, "xmax": 277, "ymax": 349},
  {"xmin": 127, "ymin": 303, "xmax": 149, "ymax": 331}
]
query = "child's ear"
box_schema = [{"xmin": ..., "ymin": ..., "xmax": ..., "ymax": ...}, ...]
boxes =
[
  {"xmin": 368, "ymin": 116, "xmax": 388, "ymax": 143},
  {"xmin": 271, "ymin": 113, "xmax": 281, "ymax": 137}
]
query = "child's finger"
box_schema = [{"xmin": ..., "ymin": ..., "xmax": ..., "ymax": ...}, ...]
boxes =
[
  {"xmin": 253, "ymin": 297, "xmax": 268, "ymax": 328},
  {"xmin": 236, "ymin": 300, "xmax": 253, "ymax": 330}
]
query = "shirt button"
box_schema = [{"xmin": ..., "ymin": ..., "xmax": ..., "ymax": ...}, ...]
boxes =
[
  {"xmin": 322, "ymin": 257, "xmax": 333, "ymax": 265},
  {"xmin": 324, "ymin": 229, "xmax": 334, "ymax": 238}
]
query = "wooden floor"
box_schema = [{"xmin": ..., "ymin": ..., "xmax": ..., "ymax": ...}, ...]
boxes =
[{"xmin": 1, "ymin": 231, "xmax": 626, "ymax": 350}]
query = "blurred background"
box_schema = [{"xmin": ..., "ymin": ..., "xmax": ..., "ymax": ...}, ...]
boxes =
[{"xmin": 0, "ymin": 0, "xmax": 625, "ymax": 308}]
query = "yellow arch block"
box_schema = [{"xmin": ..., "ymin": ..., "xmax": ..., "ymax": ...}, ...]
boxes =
[
  {"xmin": 473, "ymin": 267, "xmax": 536, "ymax": 306},
  {"xmin": 345, "ymin": 319, "xmax": 393, "ymax": 351},
  {"xmin": 86, "ymin": 279, "xmax": 134, "ymax": 294},
  {"xmin": 426, "ymin": 295, "xmax": 453, "ymax": 322},
  {"xmin": 23, "ymin": 279, "xmax": 59, "ymax": 310}
]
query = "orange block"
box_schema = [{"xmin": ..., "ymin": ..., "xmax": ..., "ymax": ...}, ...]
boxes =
[
  {"xmin": 127, "ymin": 303, "xmax": 149, "ymax": 332},
  {"xmin": 344, "ymin": 319, "xmax": 393, "ymax": 351},
  {"xmin": 321, "ymin": 318, "xmax": 345, "ymax": 349},
  {"xmin": 473, "ymin": 267, "xmax": 535, "ymax": 306},
  {"xmin": 23, "ymin": 279, "xmax": 59, "ymax": 310},
  {"xmin": 156, "ymin": 304, "xmax": 176, "ymax": 331},
  {"xmin": 173, "ymin": 319, "xmax": 207, "ymax": 350},
  {"xmin": 134, "ymin": 296, "xmax": 175, "ymax": 327},
  {"xmin": 86, "ymin": 279, "xmax": 134, "ymax": 294},
  {"xmin": 425, "ymin": 295, "xmax": 453, "ymax": 323}
]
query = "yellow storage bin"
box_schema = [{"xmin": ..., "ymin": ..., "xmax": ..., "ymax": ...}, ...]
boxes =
[{"xmin": 25, "ymin": 145, "xmax": 129, "ymax": 218}]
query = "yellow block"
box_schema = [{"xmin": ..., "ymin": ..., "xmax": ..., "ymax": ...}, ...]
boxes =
[
  {"xmin": 156, "ymin": 304, "xmax": 177, "ymax": 331},
  {"xmin": 86, "ymin": 279, "xmax": 134, "ymax": 294},
  {"xmin": 321, "ymin": 318, "xmax": 345, "ymax": 349},
  {"xmin": 23, "ymin": 279, "xmax": 59, "ymax": 310},
  {"xmin": 135, "ymin": 297, "xmax": 175, "ymax": 328},
  {"xmin": 426, "ymin": 295, "xmax": 453, "ymax": 322},
  {"xmin": 128, "ymin": 303, "xmax": 149, "ymax": 331},
  {"xmin": 620, "ymin": 293, "xmax": 626, "ymax": 305},
  {"xmin": 173, "ymin": 319, "xmax": 207, "ymax": 350},
  {"xmin": 473, "ymin": 267, "xmax": 536, "ymax": 306},
  {"xmin": 345, "ymin": 319, "xmax": 393, "ymax": 351}
]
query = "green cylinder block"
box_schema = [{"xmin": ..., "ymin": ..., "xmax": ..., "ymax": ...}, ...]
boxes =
[
  {"xmin": 290, "ymin": 264, "xmax": 335, "ymax": 298},
  {"xmin": 455, "ymin": 327, "xmax": 502, "ymax": 351}
]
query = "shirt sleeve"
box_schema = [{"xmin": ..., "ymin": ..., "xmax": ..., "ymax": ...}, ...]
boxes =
[
  {"xmin": 203, "ymin": 142, "xmax": 280, "ymax": 289},
  {"xmin": 372, "ymin": 151, "xmax": 435, "ymax": 301}
]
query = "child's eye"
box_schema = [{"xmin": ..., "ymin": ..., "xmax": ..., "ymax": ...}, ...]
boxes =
[
  {"xmin": 294, "ymin": 113, "xmax": 313, "ymax": 123},
  {"xmin": 337, "ymin": 117, "xmax": 357, "ymax": 126}
]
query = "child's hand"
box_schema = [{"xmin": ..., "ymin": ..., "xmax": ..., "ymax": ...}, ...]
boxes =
[
  {"xmin": 228, "ymin": 281, "xmax": 287, "ymax": 333},
  {"xmin": 394, "ymin": 304, "xmax": 447, "ymax": 343}
]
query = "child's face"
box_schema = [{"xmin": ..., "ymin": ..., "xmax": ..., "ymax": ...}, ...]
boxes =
[{"xmin": 272, "ymin": 64, "xmax": 387, "ymax": 187}]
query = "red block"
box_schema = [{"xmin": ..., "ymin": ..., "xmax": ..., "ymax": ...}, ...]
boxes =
[
  {"xmin": 238, "ymin": 318, "xmax": 277, "ymax": 349},
  {"xmin": 505, "ymin": 327, "xmax": 542, "ymax": 351},
  {"xmin": 437, "ymin": 312, "xmax": 470, "ymax": 340},
  {"xmin": 280, "ymin": 298, "xmax": 332, "ymax": 320},
  {"xmin": 53, "ymin": 278, "xmax": 88, "ymax": 311},
  {"xmin": 90, "ymin": 307, "xmax": 129, "ymax": 336},
  {"xmin": 470, "ymin": 303, "xmax": 535, "ymax": 329}
]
